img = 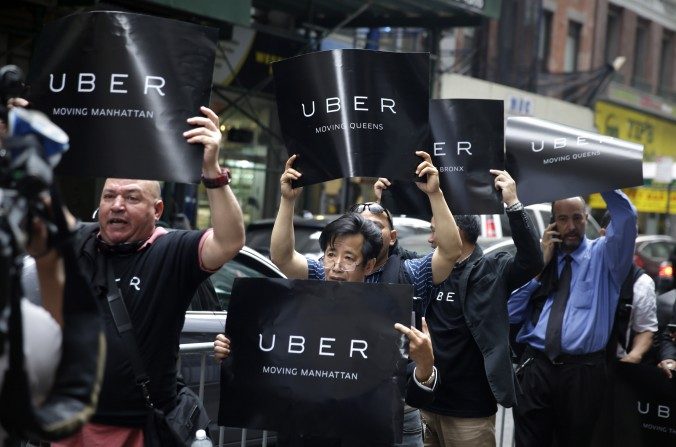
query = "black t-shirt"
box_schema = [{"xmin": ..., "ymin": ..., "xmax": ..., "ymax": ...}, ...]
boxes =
[
  {"xmin": 90, "ymin": 229, "xmax": 210, "ymax": 426},
  {"xmin": 423, "ymin": 261, "xmax": 497, "ymax": 417}
]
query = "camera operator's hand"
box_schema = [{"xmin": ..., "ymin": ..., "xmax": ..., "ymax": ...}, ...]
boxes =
[
  {"xmin": 24, "ymin": 196, "xmax": 77, "ymax": 329},
  {"xmin": 26, "ymin": 216, "xmax": 52, "ymax": 259},
  {"xmin": 7, "ymin": 97, "xmax": 29, "ymax": 109},
  {"xmin": 0, "ymin": 97, "xmax": 29, "ymax": 137},
  {"xmin": 25, "ymin": 213, "xmax": 64, "ymax": 327}
]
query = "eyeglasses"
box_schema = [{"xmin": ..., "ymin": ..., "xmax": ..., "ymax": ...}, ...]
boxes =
[
  {"xmin": 349, "ymin": 202, "xmax": 394, "ymax": 229},
  {"xmin": 319, "ymin": 255, "xmax": 359, "ymax": 272}
]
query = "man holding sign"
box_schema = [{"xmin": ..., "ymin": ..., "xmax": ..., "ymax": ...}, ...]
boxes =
[
  {"xmin": 267, "ymin": 151, "xmax": 461, "ymax": 445},
  {"xmin": 54, "ymin": 106, "xmax": 245, "ymax": 447},
  {"xmin": 217, "ymin": 212, "xmax": 436, "ymax": 446}
]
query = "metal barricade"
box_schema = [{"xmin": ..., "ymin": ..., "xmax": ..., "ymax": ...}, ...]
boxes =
[
  {"xmin": 179, "ymin": 342, "xmax": 270, "ymax": 447},
  {"xmin": 178, "ymin": 342, "xmax": 515, "ymax": 447}
]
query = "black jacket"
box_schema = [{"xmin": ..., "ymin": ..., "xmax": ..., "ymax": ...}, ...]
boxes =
[
  {"xmin": 659, "ymin": 299, "xmax": 676, "ymax": 361},
  {"xmin": 429, "ymin": 209, "xmax": 543, "ymax": 408}
]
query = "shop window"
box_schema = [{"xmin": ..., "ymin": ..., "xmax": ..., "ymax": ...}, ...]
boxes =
[{"xmin": 564, "ymin": 21, "xmax": 581, "ymax": 72}]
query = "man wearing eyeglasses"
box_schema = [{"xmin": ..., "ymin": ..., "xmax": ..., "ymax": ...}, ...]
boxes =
[
  {"xmin": 216, "ymin": 211, "xmax": 437, "ymax": 446},
  {"xmin": 267, "ymin": 151, "xmax": 461, "ymax": 446}
]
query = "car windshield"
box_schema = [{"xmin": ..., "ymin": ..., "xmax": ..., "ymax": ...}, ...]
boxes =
[{"xmin": 209, "ymin": 257, "xmax": 275, "ymax": 309}]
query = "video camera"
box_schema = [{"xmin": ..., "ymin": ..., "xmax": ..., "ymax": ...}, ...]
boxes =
[
  {"xmin": 0, "ymin": 65, "xmax": 69, "ymax": 260},
  {"xmin": 0, "ymin": 64, "xmax": 103, "ymax": 445}
]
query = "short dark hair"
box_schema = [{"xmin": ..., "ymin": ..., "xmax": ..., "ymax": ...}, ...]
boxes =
[
  {"xmin": 455, "ymin": 215, "xmax": 481, "ymax": 245},
  {"xmin": 319, "ymin": 213, "xmax": 383, "ymax": 263}
]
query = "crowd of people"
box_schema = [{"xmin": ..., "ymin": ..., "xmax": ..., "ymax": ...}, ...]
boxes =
[{"xmin": 2, "ymin": 91, "xmax": 676, "ymax": 447}]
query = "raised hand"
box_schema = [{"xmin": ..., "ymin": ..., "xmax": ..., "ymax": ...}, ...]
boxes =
[
  {"xmin": 414, "ymin": 151, "xmax": 441, "ymax": 196},
  {"xmin": 280, "ymin": 154, "xmax": 304, "ymax": 201}
]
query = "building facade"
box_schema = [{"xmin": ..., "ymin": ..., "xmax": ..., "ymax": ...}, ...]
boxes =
[{"xmin": 2, "ymin": 0, "xmax": 674, "ymax": 232}]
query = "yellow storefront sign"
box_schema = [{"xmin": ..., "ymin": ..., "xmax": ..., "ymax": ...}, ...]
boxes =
[
  {"xmin": 589, "ymin": 188, "xmax": 676, "ymax": 213},
  {"xmin": 595, "ymin": 101, "xmax": 676, "ymax": 160}
]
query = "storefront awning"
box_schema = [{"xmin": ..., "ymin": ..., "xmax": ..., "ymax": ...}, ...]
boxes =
[
  {"xmin": 143, "ymin": 0, "xmax": 252, "ymax": 26},
  {"xmin": 252, "ymin": 0, "xmax": 502, "ymax": 28}
]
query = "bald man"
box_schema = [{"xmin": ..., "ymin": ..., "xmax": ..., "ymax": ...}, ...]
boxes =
[{"xmin": 54, "ymin": 106, "xmax": 245, "ymax": 447}]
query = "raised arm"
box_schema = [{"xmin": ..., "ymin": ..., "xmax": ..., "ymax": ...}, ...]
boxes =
[
  {"xmin": 184, "ymin": 106, "xmax": 245, "ymax": 271},
  {"xmin": 270, "ymin": 155, "xmax": 309, "ymax": 279},
  {"xmin": 415, "ymin": 151, "xmax": 462, "ymax": 284},
  {"xmin": 601, "ymin": 190, "xmax": 638, "ymax": 285},
  {"xmin": 491, "ymin": 169, "xmax": 544, "ymax": 291}
]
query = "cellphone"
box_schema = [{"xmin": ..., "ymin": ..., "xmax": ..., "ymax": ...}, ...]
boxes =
[
  {"xmin": 668, "ymin": 323, "xmax": 676, "ymax": 334},
  {"xmin": 548, "ymin": 215, "xmax": 560, "ymax": 248}
]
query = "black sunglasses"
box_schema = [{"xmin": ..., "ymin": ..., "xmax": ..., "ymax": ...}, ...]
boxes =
[{"xmin": 349, "ymin": 202, "xmax": 394, "ymax": 229}]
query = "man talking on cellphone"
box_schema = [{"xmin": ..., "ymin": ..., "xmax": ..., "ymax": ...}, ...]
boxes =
[{"xmin": 508, "ymin": 190, "xmax": 637, "ymax": 446}]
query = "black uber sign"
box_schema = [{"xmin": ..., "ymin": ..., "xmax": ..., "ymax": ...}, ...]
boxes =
[
  {"xmin": 27, "ymin": 11, "xmax": 218, "ymax": 183},
  {"xmin": 219, "ymin": 278, "xmax": 413, "ymax": 445},
  {"xmin": 430, "ymin": 99, "xmax": 505, "ymax": 214},
  {"xmin": 381, "ymin": 99, "xmax": 505, "ymax": 217},
  {"xmin": 273, "ymin": 49, "xmax": 430, "ymax": 187},
  {"xmin": 506, "ymin": 117, "xmax": 644, "ymax": 204}
]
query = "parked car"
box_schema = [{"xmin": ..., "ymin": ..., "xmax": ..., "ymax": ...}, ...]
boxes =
[
  {"xmin": 181, "ymin": 246, "xmax": 285, "ymax": 446},
  {"xmin": 633, "ymin": 234, "xmax": 676, "ymax": 292}
]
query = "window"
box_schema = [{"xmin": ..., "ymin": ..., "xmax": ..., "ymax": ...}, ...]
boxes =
[
  {"xmin": 632, "ymin": 19, "xmax": 650, "ymax": 91},
  {"xmin": 659, "ymin": 32, "xmax": 674, "ymax": 98},
  {"xmin": 564, "ymin": 21, "xmax": 582, "ymax": 72},
  {"xmin": 538, "ymin": 10, "xmax": 553, "ymax": 71},
  {"xmin": 604, "ymin": 6, "xmax": 621, "ymax": 64},
  {"xmin": 208, "ymin": 254, "xmax": 282, "ymax": 310}
]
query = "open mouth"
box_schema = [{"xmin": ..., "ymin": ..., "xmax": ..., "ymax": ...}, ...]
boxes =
[{"xmin": 108, "ymin": 218, "xmax": 128, "ymax": 226}]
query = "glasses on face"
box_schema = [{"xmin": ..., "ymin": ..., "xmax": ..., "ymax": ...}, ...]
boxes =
[
  {"xmin": 349, "ymin": 202, "xmax": 394, "ymax": 229},
  {"xmin": 320, "ymin": 254, "xmax": 360, "ymax": 272}
]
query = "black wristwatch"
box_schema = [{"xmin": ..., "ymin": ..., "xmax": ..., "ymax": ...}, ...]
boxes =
[{"xmin": 201, "ymin": 168, "xmax": 231, "ymax": 188}]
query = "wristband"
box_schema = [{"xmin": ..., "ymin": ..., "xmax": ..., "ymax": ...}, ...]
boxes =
[
  {"xmin": 418, "ymin": 366, "xmax": 436, "ymax": 388},
  {"xmin": 506, "ymin": 201, "xmax": 524, "ymax": 212},
  {"xmin": 201, "ymin": 168, "xmax": 231, "ymax": 188}
]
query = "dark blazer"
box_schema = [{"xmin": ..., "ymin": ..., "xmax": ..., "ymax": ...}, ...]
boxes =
[{"xmin": 659, "ymin": 299, "xmax": 676, "ymax": 361}]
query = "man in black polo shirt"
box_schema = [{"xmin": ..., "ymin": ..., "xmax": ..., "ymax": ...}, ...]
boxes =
[{"xmin": 54, "ymin": 106, "xmax": 245, "ymax": 447}]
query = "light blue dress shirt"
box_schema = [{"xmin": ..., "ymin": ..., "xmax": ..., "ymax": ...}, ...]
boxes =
[
  {"xmin": 508, "ymin": 190, "xmax": 637, "ymax": 355},
  {"xmin": 307, "ymin": 252, "xmax": 434, "ymax": 297}
]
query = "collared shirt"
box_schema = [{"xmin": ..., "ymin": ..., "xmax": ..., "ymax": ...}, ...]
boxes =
[
  {"xmin": 616, "ymin": 273, "xmax": 658, "ymax": 357},
  {"xmin": 307, "ymin": 252, "xmax": 434, "ymax": 298},
  {"xmin": 508, "ymin": 190, "xmax": 637, "ymax": 355}
]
